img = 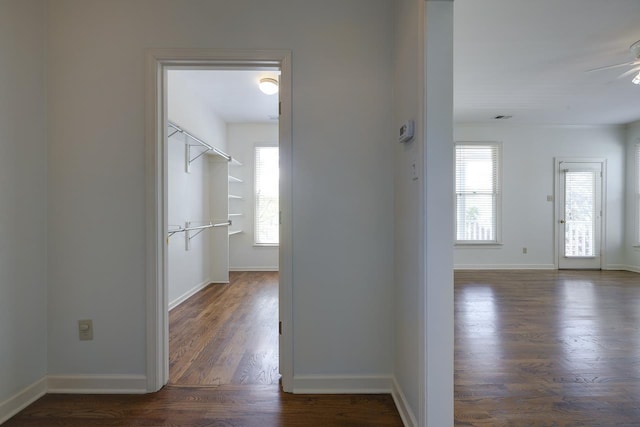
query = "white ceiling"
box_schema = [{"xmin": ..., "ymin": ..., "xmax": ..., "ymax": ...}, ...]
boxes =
[
  {"xmin": 455, "ymin": 0, "xmax": 640, "ymax": 125},
  {"xmin": 169, "ymin": 69, "xmax": 280, "ymax": 123},
  {"xmin": 170, "ymin": 1, "xmax": 640, "ymax": 127}
]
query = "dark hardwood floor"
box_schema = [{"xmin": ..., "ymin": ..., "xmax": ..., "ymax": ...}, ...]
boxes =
[
  {"xmin": 455, "ymin": 269, "xmax": 640, "ymax": 426},
  {"xmin": 6, "ymin": 271, "xmax": 402, "ymax": 427},
  {"xmin": 169, "ymin": 271, "xmax": 280, "ymax": 386},
  {"xmin": 11, "ymin": 269, "xmax": 639, "ymax": 426}
]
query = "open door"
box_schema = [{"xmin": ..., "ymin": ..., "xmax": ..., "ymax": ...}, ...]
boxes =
[
  {"xmin": 145, "ymin": 49, "xmax": 292, "ymax": 392},
  {"xmin": 556, "ymin": 159, "xmax": 604, "ymax": 269}
]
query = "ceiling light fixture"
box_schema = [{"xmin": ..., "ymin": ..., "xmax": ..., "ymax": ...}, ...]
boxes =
[
  {"xmin": 633, "ymin": 72, "xmax": 640, "ymax": 85},
  {"xmin": 259, "ymin": 78, "xmax": 279, "ymax": 95}
]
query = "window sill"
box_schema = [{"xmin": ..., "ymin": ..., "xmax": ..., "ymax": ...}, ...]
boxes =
[
  {"xmin": 455, "ymin": 243, "xmax": 503, "ymax": 249},
  {"xmin": 253, "ymin": 244, "xmax": 279, "ymax": 248}
]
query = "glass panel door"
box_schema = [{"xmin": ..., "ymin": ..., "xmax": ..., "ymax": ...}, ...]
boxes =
[{"xmin": 557, "ymin": 162, "xmax": 602, "ymax": 269}]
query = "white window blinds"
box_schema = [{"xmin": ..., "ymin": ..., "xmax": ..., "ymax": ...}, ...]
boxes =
[
  {"xmin": 255, "ymin": 146, "xmax": 279, "ymax": 245},
  {"xmin": 455, "ymin": 143, "xmax": 501, "ymax": 243}
]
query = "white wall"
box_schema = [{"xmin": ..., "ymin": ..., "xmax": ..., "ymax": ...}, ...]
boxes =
[
  {"xmin": 166, "ymin": 133, "xmax": 212, "ymax": 305},
  {"xmin": 393, "ymin": 1, "xmax": 454, "ymax": 425},
  {"xmin": 393, "ymin": 0, "xmax": 424, "ymax": 422},
  {"xmin": 454, "ymin": 124, "xmax": 627, "ymax": 270},
  {"xmin": 46, "ymin": 0, "xmax": 394, "ymax": 385},
  {"xmin": 168, "ymin": 71, "xmax": 228, "ymax": 154},
  {"xmin": 166, "ymin": 74, "xmax": 227, "ymax": 306},
  {"xmin": 626, "ymin": 120, "xmax": 640, "ymax": 271},
  {"xmin": 227, "ymin": 123, "xmax": 279, "ymax": 271},
  {"xmin": 0, "ymin": 0, "xmax": 48, "ymax": 413},
  {"xmin": 423, "ymin": 3, "xmax": 454, "ymax": 426}
]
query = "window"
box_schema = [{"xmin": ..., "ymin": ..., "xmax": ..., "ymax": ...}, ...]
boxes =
[
  {"xmin": 455, "ymin": 142, "xmax": 501, "ymax": 244},
  {"xmin": 254, "ymin": 145, "xmax": 279, "ymax": 245},
  {"xmin": 636, "ymin": 143, "xmax": 640, "ymax": 245}
]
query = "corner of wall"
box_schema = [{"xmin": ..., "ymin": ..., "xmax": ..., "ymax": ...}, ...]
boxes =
[
  {"xmin": 0, "ymin": 377, "xmax": 47, "ymax": 425},
  {"xmin": 391, "ymin": 377, "xmax": 418, "ymax": 427}
]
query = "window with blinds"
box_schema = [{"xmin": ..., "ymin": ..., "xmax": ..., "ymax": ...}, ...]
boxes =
[
  {"xmin": 636, "ymin": 143, "xmax": 640, "ymax": 245},
  {"xmin": 455, "ymin": 142, "xmax": 501, "ymax": 243},
  {"xmin": 254, "ymin": 145, "xmax": 279, "ymax": 245}
]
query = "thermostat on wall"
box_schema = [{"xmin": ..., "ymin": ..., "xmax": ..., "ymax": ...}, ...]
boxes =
[{"xmin": 399, "ymin": 120, "xmax": 414, "ymax": 143}]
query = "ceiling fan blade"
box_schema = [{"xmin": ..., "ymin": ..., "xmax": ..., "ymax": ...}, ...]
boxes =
[
  {"xmin": 586, "ymin": 61, "xmax": 635, "ymax": 73},
  {"xmin": 618, "ymin": 65, "xmax": 640, "ymax": 79}
]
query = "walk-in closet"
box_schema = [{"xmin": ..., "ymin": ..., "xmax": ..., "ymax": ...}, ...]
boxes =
[{"xmin": 166, "ymin": 69, "xmax": 280, "ymax": 386}]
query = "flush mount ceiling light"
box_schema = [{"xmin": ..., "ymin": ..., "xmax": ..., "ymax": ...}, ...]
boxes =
[{"xmin": 259, "ymin": 78, "xmax": 279, "ymax": 95}]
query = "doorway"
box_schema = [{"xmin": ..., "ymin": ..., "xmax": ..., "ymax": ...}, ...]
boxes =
[
  {"xmin": 166, "ymin": 68, "xmax": 281, "ymax": 386},
  {"xmin": 145, "ymin": 49, "xmax": 293, "ymax": 393},
  {"xmin": 555, "ymin": 158, "xmax": 606, "ymax": 269}
]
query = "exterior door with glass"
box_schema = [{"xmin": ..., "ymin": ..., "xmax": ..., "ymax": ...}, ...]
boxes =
[{"xmin": 556, "ymin": 160, "xmax": 603, "ymax": 269}]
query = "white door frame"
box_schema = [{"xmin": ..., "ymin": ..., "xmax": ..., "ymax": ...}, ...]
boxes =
[
  {"xmin": 554, "ymin": 157, "xmax": 607, "ymax": 269},
  {"xmin": 144, "ymin": 49, "xmax": 293, "ymax": 392}
]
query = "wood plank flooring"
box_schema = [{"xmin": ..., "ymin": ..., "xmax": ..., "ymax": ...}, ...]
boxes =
[
  {"xmin": 169, "ymin": 271, "xmax": 280, "ymax": 386},
  {"xmin": 5, "ymin": 271, "xmax": 402, "ymax": 427},
  {"xmin": 455, "ymin": 269, "xmax": 640, "ymax": 426},
  {"xmin": 11, "ymin": 269, "xmax": 637, "ymax": 426}
]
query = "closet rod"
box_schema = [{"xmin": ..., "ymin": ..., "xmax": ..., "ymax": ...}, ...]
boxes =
[
  {"xmin": 168, "ymin": 122, "xmax": 232, "ymax": 162},
  {"xmin": 187, "ymin": 221, "xmax": 231, "ymax": 232},
  {"xmin": 167, "ymin": 220, "xmax": 231, "ymax": 236}
]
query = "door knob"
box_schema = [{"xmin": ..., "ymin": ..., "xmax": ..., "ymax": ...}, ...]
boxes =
[{"xmin": 559, "ymin": 219, "xmax": 565, "ymax": 224}]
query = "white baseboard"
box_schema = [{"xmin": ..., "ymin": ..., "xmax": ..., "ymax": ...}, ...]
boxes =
[
  {"xmin": 627, "ymin": 265, "xmax": 640, "ymax": 273},
  {"xmin": 0, "ymin": 377, "xmax": 47, "ymax": 424},
  {"xmin": 391, "ymin": 377, "xmax": 417, "ymax": 427},
  {"xmin": 605, "ymin": 264, "xmax": 640, "ymax": 273},
  {"xmin": 168, "ymin": 279, "xmax": 211, "ymax": 311},
  {"xmin": 454, "ymin": 264, "xmax": 555, "ymax": 270},
  {"xmin": 229, "ymin": 266, "xmax": 279, "ymax": 272},
  {"xmin": 453, "ymin": 264, "xmax": 640, "ymax": 273},
  {"xmin": 47, "ymin": 374, "xmax": 147, "ymax": 394},
  {"xmin": 292, "ymin": 374, "xmax": 392, "ymax": 394}
]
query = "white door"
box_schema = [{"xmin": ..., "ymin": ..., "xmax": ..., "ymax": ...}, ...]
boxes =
[{"xmin": 556, "ymin": 160, "xmax": 603, "ymax": 269}]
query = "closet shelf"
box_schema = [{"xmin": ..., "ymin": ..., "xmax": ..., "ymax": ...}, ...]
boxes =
[
  {"xmin": 229, "ymin": 230, "xmax": 243, "ymax": 236},
  {"xmin": 228, "ymin": 175, "xmax": 243, "ymax": 183},
  {"xmin": 228, "ymin": 213, "xmax": 243, "ymax": 217},
  {"xmin": 228, "ymin": 195, "xmax": 243, "ymax": 199}
]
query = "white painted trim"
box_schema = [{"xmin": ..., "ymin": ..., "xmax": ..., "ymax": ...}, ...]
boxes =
[
  {"xmin": 145, "ymin": 48, "xmax": 293, "ymax": 394},
  {"xmin": 554, "ymin": 157, "xmax": 607, "ymax": 270},
  {"xmin": 605, "ymin": 264, "xmax": 640, "ymax": 273},
  {"xmin": 626, "ymin": 265, "xmax": 640, "ymax": 273},
  {"xmin": 391, "ymin": 377, "xmax": 417, "ymax": 427},
  {"xmin": 229, "ymin": 266, "xmax": 278, "ymax": 272},
  {"xmin": 292, "ymin": 375, "xmax": 392, "ymax": 394},
  {"xmin": 47, "ymin": 375, "xmax": 147, "ymax": 394},
  {"xmin": 168, "ymin": 279, "xmax": 211, "ymax": 311},
  {"xmin": 454, "ymin": 264, "xmax": 556, "ymax": 270},
  {"xmin": 424, "ymin": 3, "xmax": 455, "ymax": 426},
  {"xmin": 0, "ymin": 377, "xmax": 47, "ymax": 424}
]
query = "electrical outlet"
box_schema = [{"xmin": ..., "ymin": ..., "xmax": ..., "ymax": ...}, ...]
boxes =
[
  {"xmin": 522, "ymin": 247, "xmax": 527, "ymax": 254},
  {"xmin": 78, "ymin": 319, "xmax": 93, "ymax": 341}
]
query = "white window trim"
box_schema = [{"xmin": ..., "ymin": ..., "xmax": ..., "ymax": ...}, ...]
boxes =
[
  {"xmin": 254, "ymin": 143, "xmax": 279, "ymax": 247},
  {"xmin": 635, "ymin": 143, "xmax": 640, "ymax": 247},
  {"xmin": 454, "ymin": 141, "xmax": 503, "ymax": 246}
]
